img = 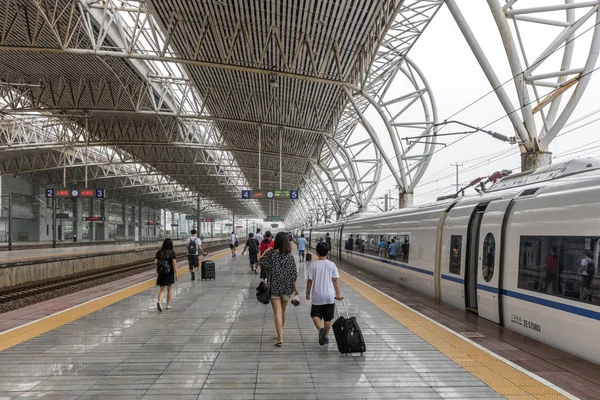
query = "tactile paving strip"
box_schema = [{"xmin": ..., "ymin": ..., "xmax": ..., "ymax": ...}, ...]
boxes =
[{"xmin": 337, "ymin": 269, "xmax": 571, "ymax": 400}]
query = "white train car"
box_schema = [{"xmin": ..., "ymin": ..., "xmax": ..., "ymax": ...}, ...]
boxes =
[{"xmin": 306, "ymin": 159, "xmax": 600, "ymax": 364}]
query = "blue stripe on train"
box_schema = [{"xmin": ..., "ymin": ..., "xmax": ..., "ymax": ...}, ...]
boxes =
[
  {"xmin": 348, "ymin": 251, "xmax": 433, "ymax": 276},
  {"xmin": 346, "ymin": 252, "xmax": 600, "ymax": 321}
]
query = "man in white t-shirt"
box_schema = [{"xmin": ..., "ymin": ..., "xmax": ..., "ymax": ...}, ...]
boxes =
[
  {"xmin": 186, "ymin": 229, "xmax": 206, "ymax": 281},
  {"xmin": 230, "ymin": 231, "xmax": 238, "ymax": 258},
  {"xmin": 255, "ymin": 228, "xmax": 263, "ymax": 243},
  {"xmin": 305, "ymin": 242, "xmax": 343, "ymax": 346}
]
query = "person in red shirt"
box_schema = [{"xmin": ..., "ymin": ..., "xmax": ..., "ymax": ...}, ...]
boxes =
[
  {"xmin": 543, "ymin": 246, "xmax": 559, "ymax": 295},
  {"xmin": 259, "ymin": 230, "xmax": 275, "ymax": 256}
]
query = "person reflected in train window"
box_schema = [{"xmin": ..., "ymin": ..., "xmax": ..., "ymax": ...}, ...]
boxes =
[
  {"xmin": 542, "ymin": 246, "xmax": 559, "ymax": 295},
  {"xmin": 378, "ymin": 237, "xmax": 387, "ymax": 258},
  {"xmin": 578, "ymin": 251, "xmax": 595, "ymax": 301},
  {"xmin": 355, "ymin": 236, "xmax": 362, "ymax": 252},
  {"xmin": 400, "ymin": 239, "xmax": 409, "ymax": 262},
  {"xmin": 345, "ymin": 234, "xmax": 354, "ymax": 257},
  {"xmin": 388, "ymin": 239, "xmax": 398, "ymax": 260},
  {"xmin": 484, "ymin": 249, "xmax": 495, "ymax": 282},
  {"xmin": 386, "ymin": 239, "xmax": 392, "ymax": 258}
]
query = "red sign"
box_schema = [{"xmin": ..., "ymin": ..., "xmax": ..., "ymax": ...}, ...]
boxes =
[
  {"xmin": 55, "ymin": 189, "xmax": 70, "ymax": 198},
  {"xmin": 83, "ymin": 216, "xmax": 105, "ymax": 221},
  {"xmin": 147, "ymin": 221, "xmax": 155, "ymax": 225},
  {"xmin": 236, "ymin": 225, "xmax": 243, "ymax": 229},
  {"xmin": 252, "ymin": 192, "xmax": 264, "ymax": 198},
  {"xmin": 79, "ymin": 189, "xmax": 95, "ymax": 197}
]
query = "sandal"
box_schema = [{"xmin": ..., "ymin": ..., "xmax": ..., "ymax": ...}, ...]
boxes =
[
  {"xmin": 157, "ymin": 302, "xmax": 162, "ymax": 312},
  {"xmin": 274, "ymin": 340, "xmax": 283, "ymax": 347}
]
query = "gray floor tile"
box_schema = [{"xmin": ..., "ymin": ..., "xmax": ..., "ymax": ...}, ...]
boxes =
[{"xmin": 2, "ymin": 255, "xmax": 510, "ymax": 400}]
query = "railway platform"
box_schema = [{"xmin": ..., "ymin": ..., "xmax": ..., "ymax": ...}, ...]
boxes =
[{"xmin": 0, "ymin": 251, "xmax": 578, "ymax": 400}]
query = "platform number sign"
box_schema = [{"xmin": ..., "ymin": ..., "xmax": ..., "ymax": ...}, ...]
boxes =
[
  {"xmin": 290, "ymin": 190, "xmax": 298, "ymax": 200},
  {"xmin": 45, "ymin": 189, "xmax": 54, "ymax": 198},
  {"xmin": 241, "ymin": 190, "xmax": 250, "ymax": 199},
  {"xmin": 95, "ymin": 189, "xmax": 105, "ymax": 198}
]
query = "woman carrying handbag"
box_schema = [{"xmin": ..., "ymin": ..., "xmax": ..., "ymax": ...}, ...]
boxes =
[{"xmin": 259, "ymin": 232, "xmax": 298, "ymax": 347}]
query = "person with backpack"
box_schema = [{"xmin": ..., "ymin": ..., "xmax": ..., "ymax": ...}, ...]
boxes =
[
  {"xmin": 305, "ymin": 242, "xmax": 342, "ymax": 346},
  {"xmin": 242, "ymin": 232, "xmax": 260, "ymax": 274},
  {"xmin": 230, "ymin": 231, "xmax": 238, "ymax": 258},
  {"xmin": 186, "ymin": 229, "xmax": 206, "ymax": 281},
  {"xmin": 155, "ymin": 238, "xmax": 177, "ymax": 312},
  {"xmin": 578, "ymin": 251, "xmax": 595, "ymax": 301}
]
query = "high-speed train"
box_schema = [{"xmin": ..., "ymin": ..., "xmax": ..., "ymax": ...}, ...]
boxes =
[{"xmin": 299, "ymin": 159, "xmax": 600, "ymax": 364}]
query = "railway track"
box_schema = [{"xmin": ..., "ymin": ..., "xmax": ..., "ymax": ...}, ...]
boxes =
[{"xmin": 0, "ymin": 242, "xmax": 228, "ymax": 305}]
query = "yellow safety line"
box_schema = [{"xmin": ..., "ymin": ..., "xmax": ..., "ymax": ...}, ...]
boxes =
[
  {"xmin": 0, "ymin": 251, "xmax": 229, "ymax": 352},
  {"xmin": 337, "ymin": 270, "xmax": 569, "ymax": 400}
]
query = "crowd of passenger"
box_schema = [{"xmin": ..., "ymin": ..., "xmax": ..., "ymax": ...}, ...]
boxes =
[{"xmin": 152, "ymin": 228, "xmax": 343, "ymax": 347}]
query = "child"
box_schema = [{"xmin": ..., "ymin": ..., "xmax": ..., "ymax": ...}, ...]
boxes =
[{"xmin": 305, "ymin": 242, "xmax": 343, "ymax": 345}]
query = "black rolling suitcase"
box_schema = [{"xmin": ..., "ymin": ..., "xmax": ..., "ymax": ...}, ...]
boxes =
[
  {"xmin": 201, "ymin": 260, "xmax": 216, "ymax": 280},
  {"xmin": 332, "ymin": 299, "xmax": 366, "ymax": 355},
  {"xmin": 305, "ymin": 253, "xmax": 312, "ymax": 262}
]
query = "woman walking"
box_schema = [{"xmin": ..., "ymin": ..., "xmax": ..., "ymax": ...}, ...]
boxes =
[
  {"xmin": 155, "ymin": 238, "xmax": 177, "ymax": 311},
  {"xmin": 260, "ymin": 232, "xmax": 298, "ymax": 347}
]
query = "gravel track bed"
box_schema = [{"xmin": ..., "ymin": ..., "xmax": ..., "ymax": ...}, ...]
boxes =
[{"xmin": 0, "ymin": 265, "xmax": 156, "ymax": 314}]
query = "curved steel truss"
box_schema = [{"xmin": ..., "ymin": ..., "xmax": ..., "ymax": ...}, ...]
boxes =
[
  {"xmin": 2, "ymin": 0, "xmax": 430, "ymax": 223},
  {"xmin": 446, "ymin": 0, "xmax": 600, "ymax": 169}
]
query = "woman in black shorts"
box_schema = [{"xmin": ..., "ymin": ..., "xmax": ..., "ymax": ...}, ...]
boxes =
[{"xmin": 155, "ymin": 238, "xmax": 177, "ymax": 312}]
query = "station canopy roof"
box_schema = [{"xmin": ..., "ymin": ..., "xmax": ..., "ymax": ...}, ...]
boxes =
[{"xmin": 0, "ymin": 0, "xmax": 443, "ymax": 223}]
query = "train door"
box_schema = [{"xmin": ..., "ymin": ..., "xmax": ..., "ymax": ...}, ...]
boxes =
[
  {"xmin": 465, "ymin": 203, "xmax": 488, "ymax": 311},
  {"xmin": 476, "ymin": 198, "xmax": 512, "ymax": 324}
]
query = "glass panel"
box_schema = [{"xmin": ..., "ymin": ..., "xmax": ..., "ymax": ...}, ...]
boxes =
[
  {"xmin": 518, "ymin": 236, "xmax": 599, "ymax": 305},
  {"xmin": 450, "ymin": 235, "xmax": 462, "ymax": 275},
  {"xmin": 482, "ymin": 233, "xmax": 495, "ymax": 282}
]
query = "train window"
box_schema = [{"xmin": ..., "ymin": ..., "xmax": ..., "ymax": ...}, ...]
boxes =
[
  {"xmin": 482, "ymin": 233, "xmax": 495, "ymax": 282},
  {"xmin": 449, "ymin": 235, "xmax": 462, "ymax": 275},
  {"xmin": 518, "ymin": 236, "xmax": 599, "ymax": 306}
]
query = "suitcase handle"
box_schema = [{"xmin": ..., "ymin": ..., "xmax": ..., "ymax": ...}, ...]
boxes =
[{"xmin": 336, "ymin": 298, "xmax": 349, "ymax": 319}]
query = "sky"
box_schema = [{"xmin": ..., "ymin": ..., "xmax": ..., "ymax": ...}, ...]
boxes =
[{"xmin": 360, "ymin": 0, "xmax": 600, "ymax": 211}]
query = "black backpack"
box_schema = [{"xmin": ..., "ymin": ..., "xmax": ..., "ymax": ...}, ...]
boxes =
[
  {"xmin": 248, "ymin": 239, "xmax": 259, "ymax": 254},
  {"xmin": 586, "ymin": 258, "xmax": 596, "ymax": 276},
  {"xmin": 187, "ymin": 237, "xmax": 197, "ymax": 255},
  {"xmin": 157, "ymin": 257, "xmax": 171, "ymax": 275}
]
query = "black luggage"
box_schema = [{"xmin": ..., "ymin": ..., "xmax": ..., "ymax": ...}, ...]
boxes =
[
  {"xmin": 201, "ymin": 260, "xmax": 216, "ymax": 280},
  {"xmin": 305, "ymin": 253, "xmax": 312, "ymax": 262},
  {"xmin": 332, "ymin": 299, "xmax": 366, "ymax": 355}
]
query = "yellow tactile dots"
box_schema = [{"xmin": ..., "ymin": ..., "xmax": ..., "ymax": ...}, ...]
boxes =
[
  {"xmin": 0, "ymin": 251, "xmax": 228, "ymax": 353},
  {"xmin": 337, "ymin": 270, "xmax": 570, "ymax": 400}
]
